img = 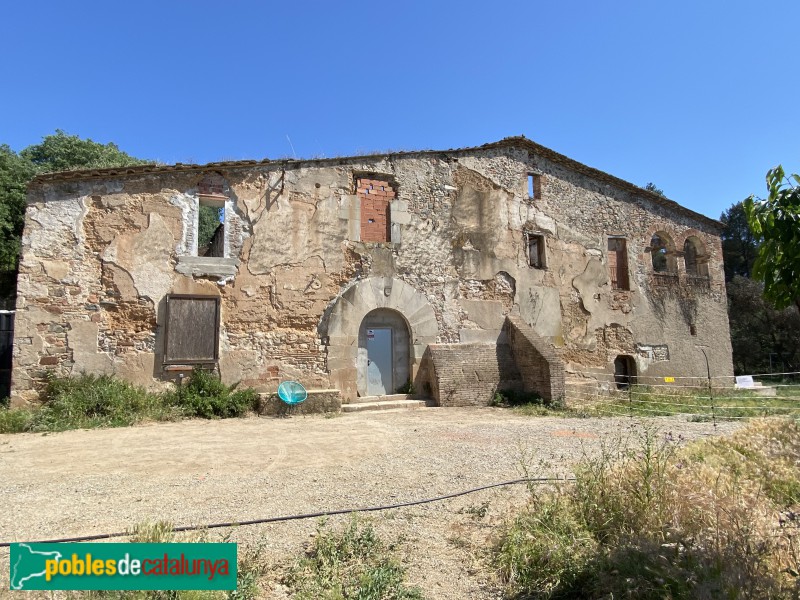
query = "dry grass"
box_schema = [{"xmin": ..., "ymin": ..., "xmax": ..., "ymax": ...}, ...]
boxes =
[{"xmin": 495, "ymin": 418, "xmax": 800, "ymax": 598}]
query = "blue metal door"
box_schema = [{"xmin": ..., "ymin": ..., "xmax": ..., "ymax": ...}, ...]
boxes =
[{"xmin": 366, "ymin": 328, "xmax": 392, "ymax": 395}]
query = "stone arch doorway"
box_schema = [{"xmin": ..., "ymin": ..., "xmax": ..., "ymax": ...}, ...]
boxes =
[
  {"xmin": 358, "ymin": 308, "xmax": 410, "ymax": 396},
  {"xmin": 322, "ymin": 277, "xmax": 438, "ymax": 401}
]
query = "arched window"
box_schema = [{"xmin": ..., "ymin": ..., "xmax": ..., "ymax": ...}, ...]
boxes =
[
  {"xmin": 684, "ymin": 236, "xmax": 709, "ymax": 277},
  {"xmin": 650, "ymin": 232, "xmax": 677, "ymax": 273}
]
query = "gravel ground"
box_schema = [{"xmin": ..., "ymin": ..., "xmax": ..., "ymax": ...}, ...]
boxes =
[{"xmin": 0, "ymin": 408, "xmax": 742, "ymax": 598}]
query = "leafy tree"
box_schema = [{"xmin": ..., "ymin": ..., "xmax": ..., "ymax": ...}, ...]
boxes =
[
  {"xmin": 0, "ymin": 131, "xmax": 149, "ymax": 302},
  {"xmin": 720, "ymin": 201, "xmax": 760, "ymax": 281},
  {"xmin": 744, "ymin": 166, "xmax": 800, "ymax": 311},
  {"xmin": 19, "ymin": 130, "xmax": 148, "ymax": 173},
  {"xmin": 727, "ymin": 276, "xmax": 800, "ymax": 374},
  {"xmin": 0, "ymin": 146, "xmax": 35, "ymax": 273},
  {"xmin": 198, "ymin": 204, "xmax": 222, "ymax": 253}
]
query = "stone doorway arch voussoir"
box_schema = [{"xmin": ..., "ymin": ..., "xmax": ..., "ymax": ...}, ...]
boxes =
[{"xmin": 324, "ymin": 277, "xmax": 437, "ymax": 401}]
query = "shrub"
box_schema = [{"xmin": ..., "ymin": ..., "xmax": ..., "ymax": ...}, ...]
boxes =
[
  {"xmin": 495, "ymin": 493, "xmax": 596, "ymax": 596},
  {"xmin": 494, "ymin": 419, "xmax": 800, "ymax": 599},
  {"xmin": 396, "ymin": 379, "xmax": 415, "ymax": 394},
  {"xmin": 35, "ymin": 373, "xmax": 173, "ymax": 431},
  {"xmin": 285, "ymin": 516, "xmax": 423, "ymax": 600},
  {"xmin": 167, "ymin": 368, "xmax": 257, "ymax": 419},
  {"xmin": 0, "ymin": 406, "xmax": 37, "ymax": 433},
  {"xmin": 0, "ymin": 370, "xmax": 260, "ymax": 434}
]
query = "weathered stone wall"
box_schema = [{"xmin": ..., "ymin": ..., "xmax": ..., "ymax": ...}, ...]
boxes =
[
  {"xmin": 504, "ymin": 316, "xmax": 565, "ymax": 403},
  {"xmin": 419, "ymin": 343, "xmax": 522, "ymax": 407},
  {"xmin": 257, "ymin": 389, "xmax": 341, "ymax": 416},
  {"xmin": 10, "ymin": 139, "xmax": 733, "ymax": 405}
]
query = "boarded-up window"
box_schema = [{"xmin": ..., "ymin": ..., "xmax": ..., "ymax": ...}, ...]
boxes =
[
  {"xmin": 608, "ymin": 237, "xmax": 630, "ymax": 290},
  {"xmin": 358, "ymin": 177, "xmax": 394, "ymax": 243},
  {"xmin": 164, "ymin": 295, "xmax": 220, "ymax": 364}
]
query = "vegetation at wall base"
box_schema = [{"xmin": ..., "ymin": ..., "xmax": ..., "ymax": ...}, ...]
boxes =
[
  {"xmin": 0, "ymin": 369, "xmax": 258, "ymax": 434},
  {"xmin": 285, "ymin": 516, "xmax": 424, "ymax": 600},
  {"xmin": 577, "ymin": 384, "xmax": 800, "ymax": 421},
  {"xmin": 490, "ymin": 389, "xmax": 566, "ymax": 416},
  {"xmin": 494, "ymin": 419, "xmax": 800, "ymax": 598},
  {"xmin": 164, "ymin": 367, "xmax": 258, "ymax": 419}
]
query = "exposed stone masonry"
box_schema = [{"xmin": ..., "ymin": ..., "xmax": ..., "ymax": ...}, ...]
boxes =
[{"xmin": 10, "ymin": 137, "xmax": 733, "ymax": 406}]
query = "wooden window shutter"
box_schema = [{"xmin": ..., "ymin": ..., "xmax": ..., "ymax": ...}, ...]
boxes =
[
  {"xmin": 164, "ymin": 295, "xmax": 220, "ymax": 364},
  {"xmin": 608, "ymin": 242, "xmax": 618, "ymax": 288},
  {"xmin": 608, "ymin": 238, "xmax": 629, "ymax": 290}
]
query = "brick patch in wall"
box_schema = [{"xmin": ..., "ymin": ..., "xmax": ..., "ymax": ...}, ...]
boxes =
[
  {"xmin": 419, "ymin": 342, "xmax": 523, "ymax": 407},
  {"xmin": 358, "ymin": 177, "xmax": 393, "ymax": 242}
]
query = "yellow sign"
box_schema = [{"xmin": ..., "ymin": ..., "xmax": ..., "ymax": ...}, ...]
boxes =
[{"xmin": 664, "ymin": 377, "xmax": 675, "ymax": 383}]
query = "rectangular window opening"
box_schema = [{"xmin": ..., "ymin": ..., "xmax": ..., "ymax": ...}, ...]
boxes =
[
  {"xmin": 526, "ymin": 233, "xmax": 546, "ymax": 269},
  {"xmin": 528, "ymin": 174, "xmax": 542, "ymax": 200},
  {"xmin": 198, "ymin": 200, "xmax": 225, "ymax": 257},
  {"xmin": 608, "ymin": 237, "xmax": 630, "ymax": 290}
]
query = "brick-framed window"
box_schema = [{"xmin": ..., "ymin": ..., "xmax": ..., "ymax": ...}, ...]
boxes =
[
  {"xmin": 525, "ymin": 232, "xmax": 546, "ymax": 268},
  {"xmin": 527, "ymin": 173, "xmax": 542, "ymax": 200},
  {"xmin": 164, "ymin": 294, "xmax": 220, "ymax": 365},
  {"xmin": 607, "ymin": 236, "xmax": 630, "ymax": 290},
  {"xmin": 357, "ymin": 176, "xmax": 394, "ymax": 243}
]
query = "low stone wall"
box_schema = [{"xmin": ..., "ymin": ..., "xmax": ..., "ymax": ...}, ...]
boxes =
[
  {"xmin": 257, "ymin": 388, "xmax": 342, "ymax": 416},
  {"xmin": 418, "ymin": 342, "xmax": 522, "ymax": 407}
]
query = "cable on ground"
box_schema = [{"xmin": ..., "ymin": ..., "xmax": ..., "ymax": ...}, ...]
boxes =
[{"xmin": 0, "ymin": 476, "xmax": 574, "ymax": 548}]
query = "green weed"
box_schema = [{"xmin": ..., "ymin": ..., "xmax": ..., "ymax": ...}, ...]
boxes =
[
  {"xmin": 285, "ymin": 516, "xmax": 424, "ymax": 600},
  {"xmin": 581, "ymin": 384, "xmax": 800, "ymax": 420},
  {"xmin": 165, "ymin": 368, "xmax": 257, "ymax": 419},
  {"xmin": 66, "ymin": 521, "xmax": 263, "ymax": 600},
  {"xmin": 0, "ymin": 369, "xmax": 259, "ymax": 434},
  {"xmin": 0, "ymin": 405, "xmax": 37, "ymax": 432}
]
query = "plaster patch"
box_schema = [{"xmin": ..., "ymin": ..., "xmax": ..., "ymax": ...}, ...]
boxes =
[{"xmin": 102, "ymin": 212, "xmax": 175, "ymax": 302}]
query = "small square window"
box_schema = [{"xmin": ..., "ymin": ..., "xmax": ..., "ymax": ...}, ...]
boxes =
[
  {"xmin": 526, "ymin": 233, "xmax": 546, "ymax": 268},
  {"xmin": 527, "ymin": 174, "xmax": 542, "ymax": 200}
]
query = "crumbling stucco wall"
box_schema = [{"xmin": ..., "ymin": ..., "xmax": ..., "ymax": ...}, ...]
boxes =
[{"xmin": 10, "ymin": 140, "xmax": 733, "ymax": 405}]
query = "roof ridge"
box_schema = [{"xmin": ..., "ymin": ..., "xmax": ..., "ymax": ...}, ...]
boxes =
[{"xmin": 28, "ymin": 137, "xmax": 721, "ymax": 230}]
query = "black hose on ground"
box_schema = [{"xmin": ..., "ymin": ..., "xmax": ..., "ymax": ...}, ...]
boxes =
[{"xmin": 0, "ymin": 476, "xmax": 575, "ymax": 547}]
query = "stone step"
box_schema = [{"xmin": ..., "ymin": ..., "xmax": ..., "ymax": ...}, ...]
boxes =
[
  {"xmin": 341, "ymin": 399, "xmax": 428, "ymax": 413},
  {"xmin": 347, "ymin": 393, "xmax": 416, "ymax": 404}
]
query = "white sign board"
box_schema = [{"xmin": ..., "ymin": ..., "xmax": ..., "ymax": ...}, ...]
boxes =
[{"xmin": 735, "ymin": 375, "xmax": 754, "ymax": 388}]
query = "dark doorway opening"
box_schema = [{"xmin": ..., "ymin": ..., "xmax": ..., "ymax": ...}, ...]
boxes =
[{"xmin": 614, "ymin": 355, "xmax": 636, "ymax": 390}]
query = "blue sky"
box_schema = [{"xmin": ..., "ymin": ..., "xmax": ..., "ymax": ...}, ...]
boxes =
[{"xmin": 2, "ymin": 1, "xmax": 798, "ymax": 219}]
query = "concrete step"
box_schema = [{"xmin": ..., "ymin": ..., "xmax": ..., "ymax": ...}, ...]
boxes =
[
  {"xmin": 347, "ymin": 393, "xmax": 417, "ymax": 404},
  {"xmin": 342, "ymin": 399, "xmax": 428, "ymax": 413}
]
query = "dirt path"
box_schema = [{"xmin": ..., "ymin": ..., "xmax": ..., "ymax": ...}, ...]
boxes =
[{"xmin": 0, "ymin": 408, "xmax": 740, "ymax": 598}]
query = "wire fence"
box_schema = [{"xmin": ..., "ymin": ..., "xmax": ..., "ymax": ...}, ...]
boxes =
[{"xmin": 564, "ymin": 370, "xmax": 800, "ymax": 423}]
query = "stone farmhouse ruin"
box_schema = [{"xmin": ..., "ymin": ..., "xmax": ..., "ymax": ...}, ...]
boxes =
[{"xmin": 10, "ymin": 137, "xmax": 733, "ymax": 408}]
